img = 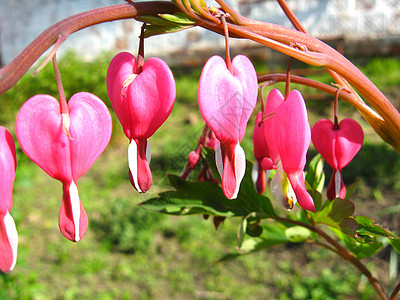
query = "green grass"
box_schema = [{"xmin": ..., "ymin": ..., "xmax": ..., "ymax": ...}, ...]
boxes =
[{"xmin": 1, "ymin": 52, "xmax": 400, "ymax": 299}]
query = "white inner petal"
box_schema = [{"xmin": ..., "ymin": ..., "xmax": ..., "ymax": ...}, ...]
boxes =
[
  {"xmin": 232, "ymin": 143, "xmax": 246, "ymax": 199},
  {"xmin": 270, "ymin": 162, "xmax": 297, "ymax": 210},
  {"xmin": 146, "ymin": 140, "xmax": 151, "ymax": 164},
  {"xmin": 215, "ymin": 142, "xmax": 223, "ymax": 180},
  {"xmin": 251, "ymin": 160, "xmax": 259, "ymax": 189},
  {"xmin": 69, "ymin": 181, "xmax": 81, "ymax": 242},
  {"xmin": 4, "ymin": 211, "xmax": 18, "ymax": 271},
  {"xmin": 128, "ymin": 139, "xmax": 142, "ymax": 193},
  {"xmin": 334, "ymin": 169, "xmax": 342, "ymax": 198}
]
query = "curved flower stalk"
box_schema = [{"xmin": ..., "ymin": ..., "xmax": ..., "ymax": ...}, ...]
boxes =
[
  {"xmin": 198, "ymin": 55, "xmax": 258, "ymax": 199},
  {"xmin": 312, "ymin": 118, "xmax": 364, "ymax": 200},
  {"xmin": 264, "ymin": 89, "xmax": 315, "ymax": 212},
  {"xmin": 16, "ymin": 93, "xmax": 112, "ymax": 242},
  {"xmin": 107, "ymin": 52, "xmax": 176, "ymax": 193},
  {"xmin": 0, "ymin": 127, "xmax": 18, "ymax": 273}
]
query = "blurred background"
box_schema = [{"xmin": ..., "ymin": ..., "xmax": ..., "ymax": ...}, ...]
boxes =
[{"xmin": 1, "ymin": 0, "xmax": 400, "ymax": 299}]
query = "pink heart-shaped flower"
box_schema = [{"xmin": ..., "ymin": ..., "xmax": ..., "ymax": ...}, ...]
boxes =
[
  {"xmin": 198, "ymin": 55, "xmax": 258, "ymax": 199},
  {"xmin": 311, "ymin": 118, "xmax": 364, "ymax": 199},
  {"xmin": 0, "ymin": 126, "xmax": 18, "ymax": 273},
  {"xmin": 16, "ymin": 92, "xmax": 112, "ymax": 241},
  {"xmin": 107, "ymin": 52, "xmax": 176, "ymax": 193}
]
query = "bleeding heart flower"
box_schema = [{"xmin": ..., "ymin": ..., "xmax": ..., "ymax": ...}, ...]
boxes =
[
  {"xmin": 311, "ymin": 118, "xmax": 364, "ymax": 200},
  {"xmin": 107, "ymin": 52, "xmax": 176, "ymax": 193},
  {"xmin": 264, "ymin": 89, "xmax": 315, "ymax": 212},
  {"xmin": 0, "ymin": 126, "xmax": 18, "ymax": 273},
  {"xmin": 252, "ymin": 111, "xmax": 270, "ymax": 194},
  {"xmin": 198, "ymin": 55, "xmax": 258, "ymax": 199},
  {"xmin": 16, "ymin": 92, "xmax": 112, "ymax": 242}
]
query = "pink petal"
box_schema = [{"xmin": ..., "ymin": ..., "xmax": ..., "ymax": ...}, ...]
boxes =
[
  {"xmin": 272, "ymin": 90, "xmax": 311, "ymax": 174},
  {"xmin": 107, "ymin": 52, "xmax": 176, "ymax": 139},
  {"xmin": 216, "ymin": 142, "xmax": 246, "ymax": 199},
  {"xmin": 59, "ymin": 181, "xmax": 88, "ymax": 242},
  {"xmin": 287, "ymin": 172, "xmax": 315, "ymax": 212},
  {"xmin": 0, "ymin": 212, "xmax": 18, "ymax": 273},
  {"xmin": 263, "ymin": 89, "xmax": 284, "ymax": 164},
  {"xmin": 16, "ymin": 95, "xmax": 73, "ymax": 181},
  {"xmin": 253, "ymin": 112, "xmax": 270, "ymax": 160},
  {"xmin": 252, "ymin": 160, "xmax": 267, "ymax": 194},
  {"xmin": 0, "ymin": 127, "xmax": 16, "ymax": 213},
  {"xmin": 311, "ymin": 119, "xmax": 338, "ymax": 169},
  {"xmin": 335, "ymin": 119, "xmax": 364, "ymax": 169},
  {"xmin": 68, "ymin": 92, "xmax": 112, "ymax": 179},
  {"xmin": 312, "ymin": 118, "xmax": 363, "ymax": 170},
  {"xmin": 198, "ymin": 55, "xmax": 258, "ymax": 143},
  {"xmin": 327, "ymin": 169, "xmax": 346, "ymax": 200}
]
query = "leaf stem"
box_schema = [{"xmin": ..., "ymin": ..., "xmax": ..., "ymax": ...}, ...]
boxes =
[{"xmin": 274, "ymin": 216, "xmax": 388, "ymax": 299}]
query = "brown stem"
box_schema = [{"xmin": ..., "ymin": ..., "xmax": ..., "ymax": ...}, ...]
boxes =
[
  {"xmin": 274, "ymin": 216, "xmax": 388, "ymax": 299},
  {"xmin": 0, "ymin": 2, "xmax": 179, "ymax": 95},
  {"xmin": 258, "ymin": 73, "xmax": 390, "ymax": 146},
  {"xmin": 389, "ymin": 281, "xmax": 400, "ymax": 300}
]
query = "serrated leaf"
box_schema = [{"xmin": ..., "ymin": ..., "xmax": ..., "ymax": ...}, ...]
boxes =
[
  {"xmin": 389, "ymin": 238, "xmax": 400, "ymax": 254},
  {"xmin": 140, "ymin": 168, "xmax": 276, "ymax": 218},
  {"xmin": 331, "ymin": 228, "xmax": 383, "ymax": 258},
  {"xmin": 355, "ymin": 216, "xmax": 395, "ymax": 239},
  {"xmin": 314, "ymin": 198, "xmax": 358, "ymax": 237}
]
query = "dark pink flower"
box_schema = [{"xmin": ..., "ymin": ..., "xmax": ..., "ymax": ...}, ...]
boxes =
[
  {"xmin": 198, "ymin": 55, "xmax": 258, "ymax": 199},
  {"xmin": 0, "ymin": 126, "xmax": 18, "ymax": 273},
  {"xmin": 107, "ymin": 52, "xmax": 176, "ymax": 193},
  {"xmin": 311, "ymin": 118, "xmax": 364, "ymax": 200},
  {"xmin": 264, "ymin": 89, "xmax": 315, "ymax": 212},
  {"xmin": 16, "ymin": 92, "xmax": 112, "ymax": 242}
]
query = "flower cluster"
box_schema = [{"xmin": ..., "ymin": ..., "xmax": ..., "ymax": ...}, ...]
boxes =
[{"xmin": 0, "ymin": 37, "xmax": 364, "ymax": 273}]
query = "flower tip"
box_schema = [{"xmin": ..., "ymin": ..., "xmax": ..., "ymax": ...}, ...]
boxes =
[
  {"xmin": 59, "ymin": 182, "xmax": 88, "ymax": 242},
  {"xmin": 0, "ymin": 212, "xmax": 18, "ymax": 273}
]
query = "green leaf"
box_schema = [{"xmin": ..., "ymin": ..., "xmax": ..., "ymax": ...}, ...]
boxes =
[
  {"xmin": 220, "ymin": 222, "xmax": 309, "ymax": 261},
  {"xmin": 285, "ymin": 226, "xmax": 312, "ymax": 242},
  {"xmin": 305, "ymin": 154, "xmax": 325, "ymax": 193},
  {"xmin": 345, "ymin": 179, "xmax": 360, "ymax": 200},
  {"xmin": 136, "ymin": 16, "xmax": 194, "ymax": 37},
  {"xmin": 159, "ymin": 13, "xmax": 197, "ymax": 25},
  {"xmin": 388, "ymin": 238, "xmax": 400, "ymax": 255},
  {"xmin": 354, "ymin": 216, "xmax": 395, "ymax": 240},
  {"xmin": 332, "ymin": 228, "xmax": 383, "ymax": 258},
  {"xmin": 313, "ymin": 198, "xmax": 358, "ymax": 237},
  {"xmin": 140, "ymin": 166, "xmax": 276, "ymax": 218}
]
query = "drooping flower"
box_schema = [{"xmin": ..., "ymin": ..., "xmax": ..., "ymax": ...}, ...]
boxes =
[
  {"xmin": 198, "ymin": 55, "xmax": 258, "ymax": 199},
  {"xmin": 311, "ymin": 118, "xmax": 364, "ymax": 200},
  {"xmin": 107, "ymin": 52, "xmax": 176, "ymax": 193},
  {"xmin": 16, "ymin": 92, "xmax": 112, "ymax": 242},
  {"xmin": 0, "ymin": 127, "xmax": 18, "ymax": 273},
  {"xmin": 252, "ymin": 111, "xmax": 270, "ymax": 194},
  {"xmin": 264, "ymin": 89, "xmax": 315, "ymax": 212}
]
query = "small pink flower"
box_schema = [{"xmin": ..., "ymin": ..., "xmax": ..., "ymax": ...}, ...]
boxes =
[
  {"xmin": 198, "ymin": 55, "xmax": 258, "ymax": 199},
  {"xmin": 16, "ymin": 93, "xmax": 112, "ymax": 242},
  {"xmin": 264, "ymin": 89, "xmax": 315, "ymax": 212},
  {"xmin": 0, "ymin": 126, "xmax": 18, "ymax": 273},
  {"xmin": 311, "ymin": 118, "xmax": 364, "ymax": 200},
  {"xmin": 107, "ymin": 52, "xmax": 176, "ymax": 193}
]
